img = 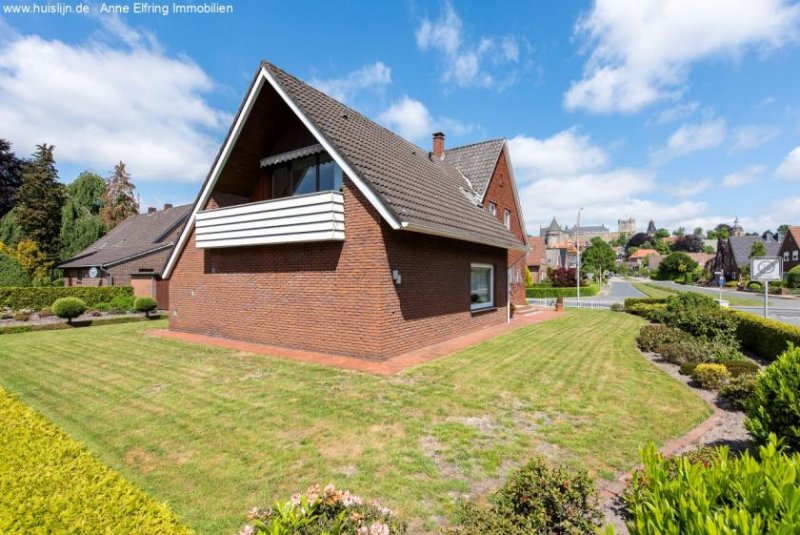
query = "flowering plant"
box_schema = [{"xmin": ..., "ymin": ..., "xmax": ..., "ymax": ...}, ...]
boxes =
[{"xmin": 237, "ymin": 484, "xmax": 405, "ymax": 535}]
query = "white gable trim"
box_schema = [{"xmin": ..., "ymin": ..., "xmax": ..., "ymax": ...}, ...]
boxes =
[{"xmin": 163, "ymin": 66, "xmax": 401, "ymax": 278}]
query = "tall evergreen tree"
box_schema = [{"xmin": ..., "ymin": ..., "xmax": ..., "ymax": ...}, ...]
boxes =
[
  {"xmin": 60, "ymin": 171, "xmax": 107, "ymax": 258},
  {"xmin": 101, "ymin": 161, "xmax": 139, "ymax": 229},
  {"xmin": 15, "ymin": 144, "xmax": 66, "ymax": 258},
  {"xmin": 0, "ymin": 139, "xmax": 23, "ymax": 218}
]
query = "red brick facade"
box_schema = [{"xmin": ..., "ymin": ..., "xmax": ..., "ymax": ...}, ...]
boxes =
[
  {"xmin": 168, "ymin": 178, "xmax": 509, "ymax": 360},
  {"xmin": 481, "ymin": 148, "xmax": 528, "ymax": 304},
  {"xmin": 780, "ymin": 227, "xmax": 800, "ymax": 272}
]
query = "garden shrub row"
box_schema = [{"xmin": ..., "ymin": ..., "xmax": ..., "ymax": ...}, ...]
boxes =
[
  {"xmin": 624, "ymin": 297, "xmax": 667, "ymax": 308},
  {"xmin": 0, "ymin": 314, "xmax": 164, "ymax": 336},
  {"xmin": 0, "ymin": 286, "xmax": 133, "ymax": 310},
  {"xmin": 0, "ymin": 388, "xmax": 191, "ymax": 534},
  {"xmin": 525, "ymin": 283, "xmax": 600, "ymax": 298},
  {"xmin": 732, "ymin": 310, "xmax": 800, "ymax": 362}
]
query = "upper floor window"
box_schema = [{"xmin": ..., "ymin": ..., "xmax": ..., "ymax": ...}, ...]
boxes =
[
  {"xmin": 504, "ymin": 209, "xmax": 511, "ymax": 229},
  {"xmin": 488, "ymin": 202, "xmax": 497, "ymax": 216},
  {"xmin": 785, "ymin": 252, "xmax": 791, "ymax": 261},
  {"xmin": 270, "ymin": 153, "xmax": 343, "ymax": 200},
  {"xmin": 794, "ymin": 250, "xmax": 799, "ymax": 261}
]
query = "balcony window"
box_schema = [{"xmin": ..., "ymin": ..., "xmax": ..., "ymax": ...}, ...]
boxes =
[{"xmin": 269, "ymin": 152, "xmax": 343, "ymax": 200}]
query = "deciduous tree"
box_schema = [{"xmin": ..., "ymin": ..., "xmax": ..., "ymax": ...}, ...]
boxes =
[
  {"xmin": 101, "ymin": 161, "xmax": 139, "ymax": 229},
  {"xmin": 60, "ymin": 172, "xmax": 107, "ymax": 259}
]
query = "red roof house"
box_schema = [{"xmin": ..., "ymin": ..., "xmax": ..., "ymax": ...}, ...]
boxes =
[
  {"xmin": 164, "ymin": 62, "xmax": 528, "ymax": 360},
  {"xmin": 780, "ymin": 226, "xmax": 800, "ymax": 272}
]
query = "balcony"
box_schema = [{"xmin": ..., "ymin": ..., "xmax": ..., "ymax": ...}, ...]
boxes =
[{"xmin": 195, "ymin": 190, "xmax": 344, "ymax": 249}]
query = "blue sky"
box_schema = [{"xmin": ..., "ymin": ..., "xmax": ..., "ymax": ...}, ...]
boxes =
[{"xmin": 1, "ymin": 0, "xmax": 799, "ymax": 234}]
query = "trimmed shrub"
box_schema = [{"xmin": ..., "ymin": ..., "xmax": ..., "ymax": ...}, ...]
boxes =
[
  {"xmin": 0, "ymin": 314, "xmax": 164, "ymax": 335},
  {"xmin": 51, "ymin": 297, "xmax": 87, "ymax": 324},
  {"xmin": 787, "ymin": 265, "xmax": 800, "ymax": 289},
  {"xmin": 444, "ymin": 457, "xmax": 602, "ymax": 534},
  {"xmin": 720, "ymin": 360, "xmax": 759, "ymax": 377},
  {"xmin": 746, "ymin": 345, "xmax": 800, "ymax": 451},
  {"xmin": 624, "ymin": 297, "xmax": 668, "ymax": 309},
  {"xmin": 732, "ymin": 310, "xmax": 800, "ymax": 362},
  {"xmin": 525, "ymin": 284, "xmax": 600, "ymax": 298},
  {"xmin": 624, "ymin": 437, "xmax": 800, "ymax": 534},
  {"xmin": 12, "ymin": 311, "xmax": 30, "ymax": 321},
  {"xmin": 636, "ymin": 325, "xmax": 688, "ymax": 353},
  {"xmin": 610, "ymin": 302, "xmax": 624, "ymax": 312},
  {"xmin": 133, "ymin": 296, "xmax": 158, "ymax": 317},
  {"xmin": 692, "ymin": 363, "xmax": 729, "ymax": 390},
  {"xmin": 662, "ymin": 293, "xmax": 739, "ymax": 346},
  {"xmin": 240, "ymin": 483, "xmax": 405, "ymax": 534},
  {"xmin": 38, "ymin": 306, "xmax": 52, "ymax": 318},
  {"xmin": 720, "ymin": 374, "xmax": 757, "ymax": 411},
  {"xmin": 0, "ymin": 388, "xmax": 191, "ymax": 534},
  {"xmin": 679, "ymin": 362, "xmax": 697, "ymax": 376},
  {"xmin": 0, "ymin": 286, "xmax": 132, "ymax": 310},
  {"xmin": 626, "ymin": 303, "xmax": 666, "ymax": 322},
  {"xmin": 108, "ymin": 295, "xmax": 135, "ymax": 314}
]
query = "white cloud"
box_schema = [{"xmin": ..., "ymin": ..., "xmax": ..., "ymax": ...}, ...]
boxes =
[
  {"xmin": 731, "ymin": 125, "xmax": 780, "ymax": 150},
  {"xmin": 309, "ymin": 62, "xmax": 391, "ymax": 103},
  {"xmin": 507, "ymin": 128, "xmax": 709, "ymax": 231},
  {"xmin": 565, "ymin": 0, "xmax": 800, "ymax": 113},
  {"xmin": 653, "ymin": 118, "xmax": 727, "ymax": 162},
  {"xmin": 722, "ymin": 164, "xmax": 766, "ymax": 187},
  {"xmin": 651, "ymin": 101, "xmax": 699, "ymax": 124},
  {"xmin": 378, "ymin": 96, "xmax": 473, "ymax": 143},
  {"xmin": 508, "ymin": 129, "xmax": 608, "ymax": 179},
  {"xmin": 776, "ymin": 146, "xmax": 800, "ymax": 180},
  {"xmin": 0, "ymin": 20, "xmax": 228, "ymax": 182},
  {"xmin": 416, "ymin": 2, "xmax": 521, "ymax": 88},
  {"xmin": 671, "ymin": 178, "xmax": 712, "ymax": 198}
]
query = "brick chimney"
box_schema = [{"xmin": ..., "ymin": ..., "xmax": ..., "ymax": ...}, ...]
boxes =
[
  {"xmin": 432, "ymin": 132, "xmax": 445, "ymax": 160},
  {"xmin": 164, "ymin": 203, "xmax": 173, "ymax": 210},
  {"xmin": 147, "ymin": 207, "xmax": 156, "ymax": 214}
]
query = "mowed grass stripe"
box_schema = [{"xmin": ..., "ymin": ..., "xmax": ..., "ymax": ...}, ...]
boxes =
[{"xmin": 0, "ymin": 313, "xmax": 710, "ymax": 533}]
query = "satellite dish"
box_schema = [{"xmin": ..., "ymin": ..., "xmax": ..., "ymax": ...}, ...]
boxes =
[{"xmin": 88, "ymin": 267, "xmax": 99, "ymax": 278}]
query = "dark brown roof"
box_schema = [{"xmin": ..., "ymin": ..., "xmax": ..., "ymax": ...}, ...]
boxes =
[
  {"xmin": 59, "ymin": 204, "xmax": 191, "ymax": 272},
  {"xmin": 263, "ymin": 62, "xmax": 524, "ymax": 251},
  {"xmin": 444, "ymin": 139, "xmax": 505, "ymax": 197}
]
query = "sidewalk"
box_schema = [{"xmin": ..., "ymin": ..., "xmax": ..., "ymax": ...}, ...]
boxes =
[{"xmin": 147, "ymin": 308, "xmax": 561, "ymax": 376}]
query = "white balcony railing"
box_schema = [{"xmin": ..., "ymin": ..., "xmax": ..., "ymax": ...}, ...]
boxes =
[{"xmin": 195, "ymin": 191, "xmax": 344, "ymax": 248}]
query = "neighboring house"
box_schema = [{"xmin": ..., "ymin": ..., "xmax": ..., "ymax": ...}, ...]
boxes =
[
  {"xmin": 628, "ymin": 248, "xmax": 660, "ymax": 269},
  {"xmin": 685, "ymin": 252, "xmax": 715, "ymax": 272},
  {"xmin": 162, "ymin": 61, "xmax": 528, "ymax": 360},
  {"xmin": 59, "ymin": 204, "xmax": 191, "ymax": 307},
  {"xmin": 526, "ymin": 236, "xmax": 546, "ymax": 283},
  {"xmin": 711, "ymin": 234, "xmax": 781, "ymax": 280},
  {"xmin": 545, "ymin": 248, "xmax": 563, "ymax": 271},
  {"xmin": 779, "ymin": 226, "xmax": 800, "ymax": 272}
]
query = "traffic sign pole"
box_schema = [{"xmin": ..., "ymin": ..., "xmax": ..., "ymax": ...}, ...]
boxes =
[{"xmin": 764, "ymin": 280, "xmax": 769, "ymax": 318}]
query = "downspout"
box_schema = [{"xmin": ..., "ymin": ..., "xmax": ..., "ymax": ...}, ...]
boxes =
[{"xmin": 507, "ymin": 250, "xmax": 528, "ymax": 322}]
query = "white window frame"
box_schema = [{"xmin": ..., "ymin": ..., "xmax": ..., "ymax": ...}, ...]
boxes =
[
  {"xmin": 504, "ymin": 209, "xmax": 511, "ymax": 229},
  {"xmin": 785, "ymin": 252, "xmax": 790, "ymax": 261},
  {"xmin": 793, "ymin": 250, "xmax": 799, "ymax": 261},
  {"xmin": 470, "ymin": 263, "xmax": 495, "ymax": 311},
  {"xmin": 488, "ymin": 202, "xmax": 497, "ymax": 216}
]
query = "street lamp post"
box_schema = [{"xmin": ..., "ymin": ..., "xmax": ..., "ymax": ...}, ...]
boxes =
[{"xmin": 576, "ymin": 208, "xmax": 583, "ymax": 304}]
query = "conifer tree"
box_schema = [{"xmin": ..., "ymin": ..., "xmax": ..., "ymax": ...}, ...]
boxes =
[
  {"xmin": 15, "ymin": 144, "xmax": 66, "ymax": 258},
  {"xmin": 0, "ymin": 139, "xmax": 23, "ymax": 218},
  {"xmin": 101, "ymin": 161, "xmax": 139, "ymax": 229}
]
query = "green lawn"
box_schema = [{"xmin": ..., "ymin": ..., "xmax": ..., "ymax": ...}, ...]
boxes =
[
  {"xmin": 633, "ymin": 281, "xmax": 761, "ymax": 306},
  {"xmin": 0, "ymin": 311, "xmax": 710, "ymax": 533}
]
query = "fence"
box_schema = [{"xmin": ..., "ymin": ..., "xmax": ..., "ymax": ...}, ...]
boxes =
[{"xmin": 527, "ymin": 297, "xmax": 622, "ymax": 310}]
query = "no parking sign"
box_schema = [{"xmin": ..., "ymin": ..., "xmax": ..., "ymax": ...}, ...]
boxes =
[{"xmin": 751, "ymin": 257, "xmax": 783, "ymax": 282}]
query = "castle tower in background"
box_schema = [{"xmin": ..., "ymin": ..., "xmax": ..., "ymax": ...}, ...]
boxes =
[
  {"xmin": 731, "ymin": 217, "xmax": 745, "ymax": 238},
  {"xmin": 618, "ymin": 218, "xmax": 636, "ymax": 236}
]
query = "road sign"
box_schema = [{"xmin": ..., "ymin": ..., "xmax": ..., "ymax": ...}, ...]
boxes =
[
  {"xmin": 718, "ymin": 275, "xmax": 725, "ymax": 288},
  {"xmin": 751, "ymin": 257, "xmax": 783, "ymax": 282}
]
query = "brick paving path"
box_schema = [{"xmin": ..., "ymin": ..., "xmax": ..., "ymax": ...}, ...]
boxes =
[{"xmin": 147, "ymin": 308, "xmax": 561, "ymax": 375}]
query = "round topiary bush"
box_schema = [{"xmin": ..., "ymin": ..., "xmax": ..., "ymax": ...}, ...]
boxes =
[
  {"xmin": 746, "ymin": 345, "xmax": 800, "ymax": 451},
  {"xmin": 133, "ymin": 296, "xmax": 158, "ymax": 317},
  {"xmin": 692, "ymin": 363, "xmax": 730, "ymax": 390},
  {"xmin": 51, "ymin": 297, "xmax": 87, "ymax": 324}
]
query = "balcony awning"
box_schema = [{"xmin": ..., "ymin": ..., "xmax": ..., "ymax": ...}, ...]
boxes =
[{"xmin": 260, "ymin": 144, "xmax": 324, "ymax": 168}]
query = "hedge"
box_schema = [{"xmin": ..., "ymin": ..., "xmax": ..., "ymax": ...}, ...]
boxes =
[
  {"xmin": 0, "ymin": 286, "xmax": 133, "ymax": 310},
  {"xmin": 0, "ymin": 388, "xmax": 192, "ymax": 534},
  {"xmin": 0, "ymin": 314, "xmax": 164, "ymax": 336},
  {"xmin": 526, "ymin": 284, "xmax": 600, "ymax": 298},
  {"xmin": 732, "ymin": 310, "xmax": 800, "ymax": 362},
  {"xmin": 624, "ymin": 297, "xmax": 668, "ymax": 309}
]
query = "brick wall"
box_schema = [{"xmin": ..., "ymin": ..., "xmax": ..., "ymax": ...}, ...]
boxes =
[
  {"xmin": 482, "ymin": 148, "xmax": 528, "ymax": 304},
  {"xmin": 168, "ymin": 177, "xmax": 508, "ymax": 359},
  {"xmin": 780, "ymin": 231, "xmax": 799, "ymax": 272}
]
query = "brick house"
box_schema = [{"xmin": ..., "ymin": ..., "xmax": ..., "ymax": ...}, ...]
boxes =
[
  {"xmin": 526, "ymin": 236, "xmax": 546, "ymax": 283},
  {"xmin": 162, "ymin": 61, "xmax": 528, "ymax": 360},
  {"xmin": 59, "ymin": 204, "xmax": 191, "ymax": 306},
  {"xmin": 779, "ymin": 226, "xmax": 800, "ymax": 272}
]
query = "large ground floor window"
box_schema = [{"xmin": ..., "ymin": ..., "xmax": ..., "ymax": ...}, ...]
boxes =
[{"xmin": 470, "ymin": 263, "xmax": 494, "ymax": 310}]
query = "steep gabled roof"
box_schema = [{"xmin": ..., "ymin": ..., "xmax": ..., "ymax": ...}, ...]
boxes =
[
  {"xmin": 443, "ymin": 139, "xmax": 505, "ymax": 197},
  {"xmin": 729, "ymin": 235, "xmax": 781, "ymax": 267},
  {"xmin": 59, "ymin": 204, "xmax": 191, "ymax": 272},
  {"xmin": 164, "ymin": 62, "xmax": 526, "ymax": 277},
  {"xmin": 546, "ymin": 217, "xmax": 561, "ymax": 232}
]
